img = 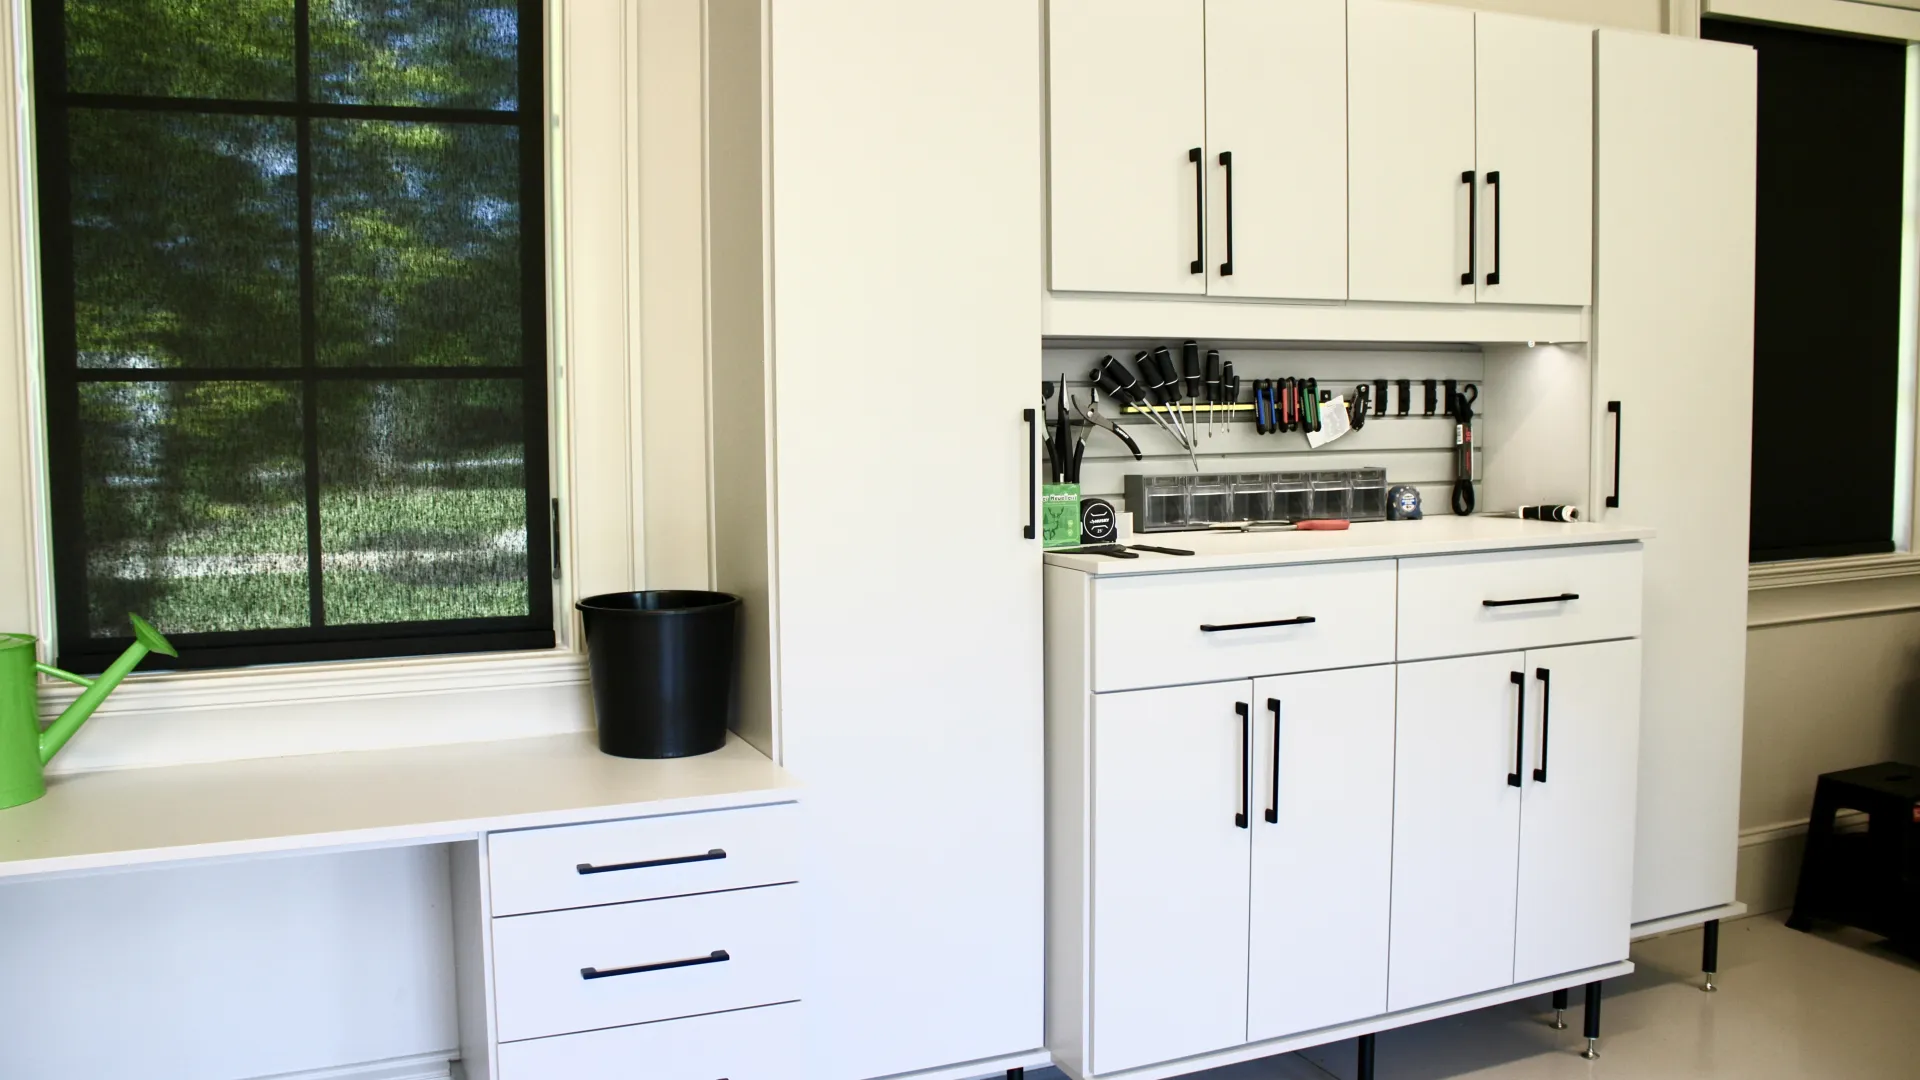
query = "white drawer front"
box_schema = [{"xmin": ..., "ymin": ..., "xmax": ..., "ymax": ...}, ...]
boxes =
[
  {"xmin": 1091, "ymin": 561, "xmax": 1397, "ymax": 692},
  {"xmin": 493, "ymin": 885, "xmax": 802, "ymax": 1042},
  {"xmin": 1397, "ymin": 543, "xmax": 1643, "ymax": 661},
  {"xmin": 488, "ymin": 802, "xmax": 798, "ymax": 917},
  {"xmin": 498, "ymin": 1002, "xmax": 801, "ymax": 1080}
]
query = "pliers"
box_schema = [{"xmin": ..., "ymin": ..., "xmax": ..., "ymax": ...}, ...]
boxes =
[{"xmin": 1072, "ymin": 392, "xmax": 1144, "ymax": 462}]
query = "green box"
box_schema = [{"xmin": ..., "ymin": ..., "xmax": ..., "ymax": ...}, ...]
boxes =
[{"xmin": 1042, "ymin": 483, "xmax": 1082, "ymax": 549}]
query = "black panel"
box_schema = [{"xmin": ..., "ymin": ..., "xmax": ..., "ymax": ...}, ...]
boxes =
[{"xmin": 1705, "ymin": 19, "xmax": 1906, "ymax": 562}]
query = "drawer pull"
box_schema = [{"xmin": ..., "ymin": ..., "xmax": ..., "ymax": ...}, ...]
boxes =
[
  {"xmin": 577, "ymin": 848, "xmax": 727, "ymax": 875},
  {"xmin": 1508, "ymin": 671, "xmax": 1526, "ymax": 789},
  {"xmin": 1481, "ymin": 593, "xmax": 1579, "ymax": 609},
  {"xmin": 582, "ymin": 949, "xmax": 731, "ymax": 980},
  {"xmin": 1199, "ymin": 615, "xmax": 1316, "ymax": 633}
]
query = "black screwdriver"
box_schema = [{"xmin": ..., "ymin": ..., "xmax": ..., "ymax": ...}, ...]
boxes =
[
  {"xmin": 1143, "ymin": 349, "xmax": 1192, "ymax": 448},
  {"xmin": 1181, "ymin": 341, "xmax": 1202, "ymax": 436},
  {"xmin": 1221, "ymin": 360, "xmax": 1237, "ymax": 436},
  {"xmin": 1094, "ymin": 356, "xmax": 1182, "ymax": 446},
  {"xmin": 1135, "ymin": 350, "xmax": 1189, "ymax": 449},
  {"xmin": 1203, "ymin": 349, "xmax": 1222, "ymax": 438}
]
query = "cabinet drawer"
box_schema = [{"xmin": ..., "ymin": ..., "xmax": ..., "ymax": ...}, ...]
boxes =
[
  {"xmin": 1397, "ymin": 544, "xmax": 1643, "ymax": 661},
  {"xmin": 1091, "ymin": 561, "xmax": 1396, "ymax": 691},
  {"xmin": 492, "ymin": 884, "xmax": 801, "ymax": 1043},
  {"xmin": 497, "ymin": 1002, "xmax": 801, "ymax": 1080},
  {"xmin": 488, "ymin": 802, "xmax": 797, "ymax": 917}
]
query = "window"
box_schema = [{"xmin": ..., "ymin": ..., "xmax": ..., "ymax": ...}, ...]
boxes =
[
  {"xmin": 1703, "ymin": 17, "xmax": 1909, "ymax": 562},
  {"xmin": 31, "ymin": 0, "xmax": 553, "ymax": 672}
]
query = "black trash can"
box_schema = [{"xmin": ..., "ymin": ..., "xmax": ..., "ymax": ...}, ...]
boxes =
[{"xmin": 575, "ymin": 591, "xmax": 742, "ymax": 758}]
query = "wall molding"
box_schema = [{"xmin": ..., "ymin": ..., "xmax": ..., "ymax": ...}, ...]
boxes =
[
  {"xmin": 1706, "ymin": 0, "xmax": 1920, "ymax": 38},
  {"xmin": 253, "ymin": 1052, "xmax": 452, "ymax": 1080},
  {"xmin": 1747, "ymin": 557, "xmax": 1920, "ymax": 627}
]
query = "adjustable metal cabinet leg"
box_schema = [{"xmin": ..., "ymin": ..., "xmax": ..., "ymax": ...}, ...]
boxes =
[
  {"xmin": 1006, "ymin": 1070, "xmax": 1024, "ymax": 1080},
  {"xmin": 1702, "ymin": 918, "xmax": 1720, "ymax": 992},
  {"xmin": 1357, "ymin": 1033, "xmax": 1376, "ymax": 1080},
  {"xmin": 1550, "ymin": 987, "xmax": 1569, "ymax": 1029},
  {"xmin": 1582, "ymin": 980, "xmax": 1603, "ymax": 1059}
]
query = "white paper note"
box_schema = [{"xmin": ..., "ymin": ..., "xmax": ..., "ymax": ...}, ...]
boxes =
[{"xmin": 1307, "ymin": 394, "xmax": 1352, "ymax": 449}]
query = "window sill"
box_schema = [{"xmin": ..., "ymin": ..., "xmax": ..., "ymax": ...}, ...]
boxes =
[
  {"xmin": 1747, "ymin": 552, "xmax": 1920, "ymax": 628},
  {"xmin": 39, "ymin": 648, "xmax": 593, "ymax": 777}
]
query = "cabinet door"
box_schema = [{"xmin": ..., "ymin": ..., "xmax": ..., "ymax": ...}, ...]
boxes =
[
  {"xmin": 1247, "ymin": 666, "xmax": 1394, "ymax": 1041},
  {"xmin": 1389, "ymin": 653, "xmax": 1525, "ymax": 1011},
  {"xmin": 1513, "ymin": 640, "xmax": 1643, "ymax": 982},
  {"xmin": 1091, "ymin": 681, "xmax": 1251, "ymax": 1074},
  {"xmin": 1204, "ymin": 0, "xmax": 1347, "ymax": 300},
  {"xmin": 1048, "ymin": 0, "xmax": 1206, "ymax": 295},
  {"xmin": 1347, "ymin": 0, "xmax": 1476, "ymax": 304},
  {"xmin": 1474, "ymin": 12, "xmax": 1593, "ymax": 306},
  {"xmin": 1595, "ymin": 30, "xmax": 1755, "ymax": 928}
]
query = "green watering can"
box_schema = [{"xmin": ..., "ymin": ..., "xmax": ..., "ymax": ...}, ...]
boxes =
[{"xmin": 0, "ymin": 614, "xmax": 176, "ymax": 809}]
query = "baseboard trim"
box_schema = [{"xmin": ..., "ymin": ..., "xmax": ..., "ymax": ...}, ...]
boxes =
[
  {"xmin": 1733, "ymin": 811, "xmax": 1867, "ymax": 917},
  {"xmin": 250, "ymin": 1052, "xmax": 454, "ymax": 1080}
]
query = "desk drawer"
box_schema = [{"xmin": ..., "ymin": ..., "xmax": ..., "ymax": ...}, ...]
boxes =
[
  {"xmin": 492, "ymin": 884, "xmax": 801, "ymax": 1042},
  {"xmin": 1397, "ymin": 544, "xmax": 1643, "ymax": 661},
  {"xmin": 1091, "ymin": 561, "xmax": 1396, "ymax": 692},
  {"xmin": 497, "ymin": 1002, "xmax": 801, "ymax": 1079},
  {"xmin": 488, "ymin": 802, "xmax": 797, "ymax": 916}
]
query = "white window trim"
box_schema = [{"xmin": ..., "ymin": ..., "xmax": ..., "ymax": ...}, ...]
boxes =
[
  {"xmin": 1704, "ymin": 0, "xmax": 1920, "ymax": 40},
  {"xmin": 0, "ymin": 1, "xmax": 659, "ymax": 772}
]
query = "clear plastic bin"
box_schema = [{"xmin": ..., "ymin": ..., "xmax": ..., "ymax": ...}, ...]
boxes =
[
  {"xmin": 1271, "ymin": 473, "xmax": 1312, "ymax": 522},
  {"xmin": 1140, "ymin": 475, "xmax": 1189, "ymax": 531},
  {"xmin": 1188, "ymin": 476, "xmax": 1232, "ymax": 525},
  {"xmin": 1309, "ymin": 471, "xmax": 1351, "ymax": 520},
  {"xmin": 1349, "ymin": 467, "xmax": 1388, "ymax": 522},
  {"xmin": 1229, "ymin": 474, "xmax": 1272, "ymax": 522}
]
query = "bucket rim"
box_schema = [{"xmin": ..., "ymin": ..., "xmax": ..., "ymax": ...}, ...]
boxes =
[{"xmin": 574, "ymin": 590, "xmax": 742, "ymax": 615}]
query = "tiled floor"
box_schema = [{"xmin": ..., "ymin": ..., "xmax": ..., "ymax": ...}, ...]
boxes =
[{"xmin": 1033, "ymin": 913, "xmax": 1920, "ymax": 1080}]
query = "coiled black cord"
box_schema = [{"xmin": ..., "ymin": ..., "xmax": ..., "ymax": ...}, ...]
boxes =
[{"xmin": 1450, "ymin": 384, "xmax": 1479, "ymax": 516}]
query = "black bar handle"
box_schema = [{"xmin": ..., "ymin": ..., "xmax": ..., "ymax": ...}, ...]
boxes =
[
  {"xmin": 1533, "ymin": 667, "xmax": 1552, "ymax": 783},
  {"xmin": 1189, "ymin": 147, "xmax": 1205, "ymax": 274},
  {"xmin": 1199, "ymin": 615, "xmax": 1316, "ymax": 633},
  {"xmin": 582, "ymin": 949, "xmax": 730, "ymax": 981},
  {"xmin": 1508, "ymin": 671, "xmax": 1525, "ymax": 788},
  {"xmin": 1482, "ymin": 593, "xmax": 1579, "ymax": 608},
  {"xmin": 1023, "ymin": 408, "xmax": 1037, "ymax": 539},
  {"xmin": 1219, "ymin": 150, "xmax": 1235, "ymax": 277},
  {"xmin": 577, "ymin": 848, "xmax": 725, "ymax": 875},
  {"xmin": 1264, "ymin": 698, "xmax": 1281, "ymax": 824},
  {"xmin": 1485, "ymin": 170, "xmax": 1502, "ymax": 286},
  {"xmin": 1235, "ymin": 702, "xmax": 1250, "ymax": 829},
  {"xmin": 1461, "ymin": 170, "xmax": 1477, "ymax": 287},
  {"xmin": 1606, "ymin": 401, "xmax": 1623, "ymax": 509}
]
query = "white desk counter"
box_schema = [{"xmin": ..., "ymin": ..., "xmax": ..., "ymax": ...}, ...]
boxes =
[
  {"xmin": 0, "ymin": 731, "xmax": 797, "ymax": 881},
  {"xmin": 1044, "ymin": 518, "xmax": 1653, "ymax": 576}
]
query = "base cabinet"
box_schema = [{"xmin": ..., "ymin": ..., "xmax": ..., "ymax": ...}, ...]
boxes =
[
  {"xmin": 1247, "ymin": 667, "xmax": 1395, "ymax": 1040},
  {"xmin": 1389, "ymin": 641, "xmax": 1642, "ymax": 1011}
]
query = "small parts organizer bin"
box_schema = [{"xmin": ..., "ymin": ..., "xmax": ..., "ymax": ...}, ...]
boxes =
[{"xmin": 1125, "ymin": 468, "xmax": 1387, "ymax": 533}]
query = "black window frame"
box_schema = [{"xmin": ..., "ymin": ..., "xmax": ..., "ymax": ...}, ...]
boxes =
[{"xmin": 31, "ymin": 0, "xmax": 555, "ymax": 673}]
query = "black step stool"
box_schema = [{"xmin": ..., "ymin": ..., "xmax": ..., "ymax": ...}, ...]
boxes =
[{"xmin": 1786, "ymin": 761, "xmax": 1920, "ymax": 949}]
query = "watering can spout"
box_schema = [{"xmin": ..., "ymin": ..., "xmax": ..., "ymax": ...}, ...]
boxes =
[{"xmin": 35, "ymin": 614, "xmax": 177, "ymax": 765}]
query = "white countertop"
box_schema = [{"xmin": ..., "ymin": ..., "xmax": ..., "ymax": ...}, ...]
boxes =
[
  {"xmin": 0, "ymin": 732, "xmax": 797, "ymax": 881},
  {"xmin": 1044, "ymin": 518, "xmax": 1652, "ymax": 576}
]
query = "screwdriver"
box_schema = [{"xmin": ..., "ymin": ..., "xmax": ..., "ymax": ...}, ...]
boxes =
[
  {"xmin": 1221, "ymin": 360, "xmax": 1237, "ymax": 436},
  {"xmin": 1093, "ymin": 355, "xmax": 1183, "ymax": 447},
  {"xmin": 1143, "ymin": 349, "xmax": 1193, "ymax": 449},
  {"xmin": 1181, "ymin": 341, "xmax": 1202, "ymax": 436},
  {"xmin": 1135, "ymin": 350, "xmax": 1190, "ymax": 449},
  {"xmin": 1204, "ymin": 349, "xmax": 1222, "ymax": 438}
]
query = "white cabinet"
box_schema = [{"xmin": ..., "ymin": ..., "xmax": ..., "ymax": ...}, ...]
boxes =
[
  {"xmin": 1204, "ymin": 0, "xmax": 1348, "ymax": 300},
  {"xmin": 1047, "ymin": 0, "xmax": 1206, "ymax": 295},
  {"xmin": 1090, "ymin": 681, "xmax": 1251, "ymax": 1074},
  {"xmin": 1514, "ymin": 640, "xmax": 1642, "ymax": 982},
  {"xmin": 1047, "ymin": 539, "xmax": 1644, "ymax": 1079},
  {"xmin": 1347, "ymin": 0, "xmax": 1477, "ymax": 304},
  {"xmin": 1388, "ymin": 652, "xmax": 1525, "ymax": 1011},
  {"xmin": 1348, "ymin": 0, "xmax": 1593, "ymax": 305},
  {"xmin": 1390, "ymin": 640, "xmax": 1642, "ymax": 1012},
  {"xmin": 1247, "ymin": 667, "xmax": 1394, "ymax": 1041},
  {"xmin": 1047, "ymin": 0, "xmax": 1346, "ymax": 299},
  {"xmin": 1593, "ymin": 29, "xmax": 1756, "ymax": 930},
  {"xmin": 1474, "ymin": 12, "xmax": 1593, "ymax": 305}
]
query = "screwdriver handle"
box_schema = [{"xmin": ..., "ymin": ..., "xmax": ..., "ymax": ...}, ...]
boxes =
[
  {"xmin": 1204, "ymin": 349, "xmax": 1222, "ymax": 403},
  {"xmin": 1182, "ymin": 341, "xmax": 1202, "ymax": 400},
  {"xmin": 1133, "ymin": 351, "xmax": 1167, "ymax": 404}
]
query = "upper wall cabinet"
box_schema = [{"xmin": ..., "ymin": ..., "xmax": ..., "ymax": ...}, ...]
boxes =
[
  {"xmin": 1348, "ymin": 0, "xmax": 1592, "ymax": 306},
  {"xmin": 1047, "ymin": 0, "xmax": 1348, "ymax": 300}
]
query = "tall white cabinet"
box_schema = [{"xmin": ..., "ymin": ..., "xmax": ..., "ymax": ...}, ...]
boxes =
[
  {"xmin": 707, "ymin": 3, "xmax": 1046, "ymax": 1079},
  {"xmin": 1593, "ymin": 30, "xmax": 1758, "ymax": 930}
]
